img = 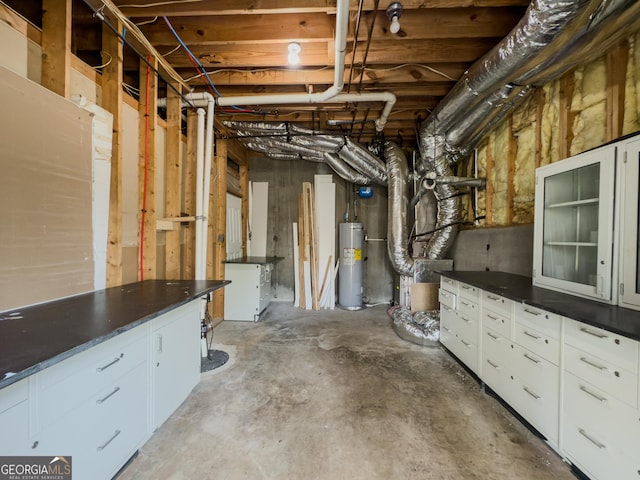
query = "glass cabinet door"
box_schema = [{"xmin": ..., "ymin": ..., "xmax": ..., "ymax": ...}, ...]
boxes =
[
  {"xmin": 533, "ymin": 146, "xmax": 616, "ymax": 301},
  {"xmin": 620, "ymin": 138, "xmax": 640, "ymax": 310}
]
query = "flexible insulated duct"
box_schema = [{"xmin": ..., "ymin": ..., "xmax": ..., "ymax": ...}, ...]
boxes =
[{"xmin": 385, "ymin": 141, "xmax": 413, "ymax": 277}]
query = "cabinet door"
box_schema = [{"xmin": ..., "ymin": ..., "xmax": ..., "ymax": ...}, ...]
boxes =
[
  {"xmin": 152, "ymin": 301, "xmax": 201, "ymax": 429},
  {"xmin": 620, "ymin": 138, "xmax": 640, "ymax": 310},
  {"xmin": 533, "ymin": 146, "xmax": 617, "ymax": 301}
]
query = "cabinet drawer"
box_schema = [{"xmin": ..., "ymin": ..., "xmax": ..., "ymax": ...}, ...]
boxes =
[
  {"xmin": 458, "ymin": 282, "xmax": 479, "ymax": 302},
  {"xmin": 562, "ymin": 413, "xmax": 638, "ymax": 480},
  {"xmin": 563, "ymin": 371, "xmax": 640, "ymax": 461},
  {"xmin": 439, "ymin": 322, "xmax": 455, "ymax": 349},
  {"xmin": 565, "ymin": 318, "xmax": 639, "ymax": 374},
  {"xmin": 440, "ymin": 277, "xmax": 458, "ymax": 293},
  {"xmin": 514, "ymin": 322, "xmax": 561, "ymax": 366},
  {"xmin": 438, "ymin": 288, "xmax": 457, "ymax": 310},
  {"xmin": 0, "ymin": 377, "xmax": 28, "ymax": 413},
  {"xmin": 482, "ymin": 349, "xmax": 517, "ymax": 406},
  {"xmin": 37, "ymin": 330, "xmax": 148, "ymax": 430},
  {"xmin": 482, "ymin": 327, "xmax": 513, "ymax": 367},
  {"xmin": 33, "ymin": 363, "xmax": 148, "ymax": 480},
  {"xmin": 458, "ymin": 297, "xmax": 479, "ymax": 320},
  {"xmin": 565, "ymin": 343, "xmax": 638, "ymax": 407},
  {"xmin": 456, "ymin": 310, "xmax": 479, "ymax": 344},
  {"xmin": 482, "ymin": 291, "xmax": 512, "ymax": 317},
  {"xmin": 445, "ymin": 334, "xmax": 478, "ymax": 374},
  {"xmin": 482, "ymin": 308, "xmax": 511, "ymax": 339},
  {"xmin": 514, "ymin": 303, "xmax": 561, "ymax": 340}
]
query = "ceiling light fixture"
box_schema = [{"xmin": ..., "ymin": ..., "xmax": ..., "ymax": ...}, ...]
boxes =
[
  {"xmin": 386, "ymin": 2, "xmax": 403, "ymax": 35},
  {"xmin": 288, "ymin": 42, "xmax": 301, "ymax": 66}
]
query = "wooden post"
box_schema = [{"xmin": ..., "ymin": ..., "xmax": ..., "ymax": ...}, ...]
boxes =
[
  {"xmin": 507, "ymin": 117, "xmax": 517, "ymax": 224},
  {"xmin": 606, "ymin": 41, "xmax": 629, "ymax": 142},
  {"xmin": 164, "ymin": 80, "xmax": 182, "ymax": 280},
  {"xmin": 239, "ymin": 164, "xmax": 249, "ymax": 256},
  {"xmin": 559, "ymin": 73, "xmax": 575, "ymax": 160},
  {"xmin": 211, "ymin": 138, "xmax": 228, "ymax": 319},
  {"xmin": 41, "ymin": 0, "xmax": 71, "ymax": 98},
  {"xmin": 102, "ymin": 20, "xmax": 123, "ymax": 287},
  {"xmin": 184, "ymin": 111, "xmax": 198, "ymax": 279},
  {"xmin": 484, "ymin": 140, "xmax": 494, "ymax": 225},
  {"xmin": 138, "ymin": 57, "xmax": 158, "ymax": 281},
  {"xmin": 535, "ymin": 87, "xmax": 545, "ymax": 169}
]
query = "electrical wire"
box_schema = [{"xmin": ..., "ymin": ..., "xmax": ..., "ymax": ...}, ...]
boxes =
[
  {"xmin": 91, "ymin": 51, "xmax": 113, "ymax": 70},
  {"xmin": 363, "ymin": 64, "xmax": 457, "ymax": 81},
  {"xmin": 134, "ymin": 16, "xmax": 158, "ymax": 26},
  {"xmin": 162, "ymin": 44, "xmax": 182, "ymax": 57},
  {"xmin": 118, "ymin": 0, "xmax": 203, "ymax": 8}
]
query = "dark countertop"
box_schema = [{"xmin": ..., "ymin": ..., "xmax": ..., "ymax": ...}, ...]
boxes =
[
  {"xmin": 0, "ymin": 280, "xmax": 229, "ymax": 390},
  {"xmin": 439, "ymin": 271, "xmax": 640, "ymax": 342},
  {"xmin": 224, "ymin": 256, "xmax": 284, "ymax": 265}
]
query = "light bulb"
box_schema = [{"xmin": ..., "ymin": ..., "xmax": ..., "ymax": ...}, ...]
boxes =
[
  {"xmin": 287, "ymin": 42, "xmax": 301, "ymax": 66},
  {"xmin": 390, "ymin": 15, "xmax": 400, "ymax": 34},
  {"xmin": 288, "ymin": 52, "xmax": 300, "ymax": 65}
]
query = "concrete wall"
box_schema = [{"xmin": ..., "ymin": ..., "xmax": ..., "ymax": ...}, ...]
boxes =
[{"xmin": 249, "ymin": 156, "xmax": 394, "ymax": 304}]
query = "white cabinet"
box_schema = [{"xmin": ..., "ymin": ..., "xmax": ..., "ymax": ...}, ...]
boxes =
[
  {"xmin": 619, "ymin": 137, "xmax": 640, "ymax": 310},
  {"xmin": 224, "ymin": 262, "xmax": 274, "ymax": 321},
  {"xmin": 533, "ymin": 145, "xmax": 618, "ymax": 302},
  {"xmin": 439, "ymin": 279, "xmax": 481, "ymax": 375},
  {"xmin": 152, "ymin": 300, "xmax": 201, "ymax": 429},
  {"xmin": 562, "ymin": 319, "xmax": 640, "ymax": 480},
  {"xmin": 0, "ymin": 379, "xmax": 29, "ymax": 455}
]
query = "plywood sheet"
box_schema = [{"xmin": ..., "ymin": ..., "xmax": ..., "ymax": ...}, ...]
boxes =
[
  {"xmin": 249, "ymin": 182, "xmax": 268, "ymax": 257},
  {"xmin": 0, "ymin": 66, "xmax": 94, "ymax": 311}
]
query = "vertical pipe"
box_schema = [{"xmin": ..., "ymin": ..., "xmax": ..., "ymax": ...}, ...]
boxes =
[{"xmin": 195, "ymin": 108, "xmax": 206, "ymax": 280}]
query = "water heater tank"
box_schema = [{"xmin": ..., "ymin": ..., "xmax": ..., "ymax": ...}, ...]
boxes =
[{"xmin": 338, "ymin": 223, "xmax": 364, "ymax": 310}]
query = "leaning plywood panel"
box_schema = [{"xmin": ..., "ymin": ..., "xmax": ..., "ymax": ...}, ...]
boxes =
[
  {"xmin": 315, "ymin": 176, "xmax": 336, "ymax": 309},
  {"xmin": 248, "ymin": 182, "xmax": 269, "ymax": 257},
  {"xmin": 0, "ymin": 66, "xmax": 94, "ymax": 311}
]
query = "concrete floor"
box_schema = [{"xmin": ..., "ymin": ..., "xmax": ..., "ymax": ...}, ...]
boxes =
[{"xmin": 118, "ymin": 302, "xmax": 576, "ymax": 480}]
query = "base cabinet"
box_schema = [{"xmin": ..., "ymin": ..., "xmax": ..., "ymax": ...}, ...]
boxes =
[
  {"xmin": 440, "ymin": 276, "xmax": 640, "ymax": 479},
  {"xmin": 0, "ymin": 298, "xmax": 205, "ymax": 480}
]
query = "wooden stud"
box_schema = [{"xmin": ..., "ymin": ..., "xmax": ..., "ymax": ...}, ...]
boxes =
[
  {"xmin": 41, "ymin": 0, "xmax": 71, "ymax": 98},
  {"xmin": 484, "ymin": 140, "xmax": 494, "ymax": 225},
  {"xmin": 138, "ymin": 57, "xmax": 158, "ymax": 281},
  {"xmin": 606, "ymin": 40, "xmax": 629, "ymax": 142},
  {"xmin": 558, "ymin": 72, "xmax": 575, "ymax": 160},
  {"xmin": 102, "ymin": 20, "xmax": 124, "ymax": 287},
  {"xmin": 239, "ymin": 163, "xmax": 250, "ymax": 256},
  {"xmin": 535, "ymin": 87, "xmax": 545, "ymax": 169},
  {"xmin": 164, "ymin": 79, "xmax": 182, "ymax": 280},
  {"xmin": 184, "ymin": 110, "xmax": 198, "ymax": 279},
  {"xmin": 211, "ymin": 138, "xmax": 228, "ymax": 319},
  {"xmin": 297, "ymin": 193, "xmax": 306, "ymax": 309},
  {"xmin": 506, "ymin": 117, "xmax": 516, "ymax": 224}
]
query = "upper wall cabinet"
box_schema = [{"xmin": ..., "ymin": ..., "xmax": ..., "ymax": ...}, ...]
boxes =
[
  {"xmin": 533, "ymin": 145, "xmax": 619, "ymax": 303},
  {"xmin": 619, "ymin": 137, "xmax": 640, "ymax": 310}
]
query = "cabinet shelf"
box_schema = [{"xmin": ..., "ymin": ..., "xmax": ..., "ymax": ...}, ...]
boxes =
[{"xmin": 546, "ymin": 198, "xmax": 599, "ymax": 209}]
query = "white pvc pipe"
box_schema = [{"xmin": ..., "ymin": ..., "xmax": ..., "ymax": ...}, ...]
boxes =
[
  {"xmin": 201, "ymin": 98, "xmax": 215, "ymax": 277},
  {"xmin": 195, "ymin": 108, "xmax": 206, "ymax": 280}
]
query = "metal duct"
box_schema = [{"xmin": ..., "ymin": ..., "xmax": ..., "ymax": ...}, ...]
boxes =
[
  {"xmin": 385, "ymin": 141, "xmax": 413, "ymax": 277},
  {"xmin": 389, "ymin": 306, "xmax": 440, "ymax": 346},
  {"xmin": 323, "ymin": 153, "xmax": 371, "ymax": 184}
]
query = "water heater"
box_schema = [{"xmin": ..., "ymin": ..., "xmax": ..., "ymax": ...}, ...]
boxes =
[{"xmin": 338, "ymin": 223, "xmax": 364, "ymax": 310}]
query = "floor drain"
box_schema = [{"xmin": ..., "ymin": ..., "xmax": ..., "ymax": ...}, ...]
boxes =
[{"xmin": 201, "ymin": 349, "xmax": 229, "ymax": 373}]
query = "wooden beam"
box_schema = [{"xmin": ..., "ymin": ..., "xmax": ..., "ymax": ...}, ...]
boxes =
[
  {"xmin": 137, "ymin": 57, "xmax": 158, "ymax": 281},
  {"xmin": 210, "ymin": 138, "xmax": 228, "ymax": 319},
  {"xmin": 101, "ymin": 20, "xmax": 124, "ymax": 287},
  {"xmin": 485, "ymin": 140, "xmax": 494, "ymax": 225},
  {"xmin": 184, "ymin": 111, "xmax": 199, "ymax": 279},
  {"xmin": 606, "ymin": 40, "xmax": 629, "ymax": 142},
  {"xmin": 41, "ymin": 0, "xmax": 71, "ymax": 98},
  {"xmin": 239, "ymin": 164, "xmax": 250, "ymax": 256},
  {"xmin": 558, "ymin": 72, "xmax": 575, "ymax": 160},
  {"xmin": 164, "ymin": 79, "xmax": 182, "ymax": 280}
]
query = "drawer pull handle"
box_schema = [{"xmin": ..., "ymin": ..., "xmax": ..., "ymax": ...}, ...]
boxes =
[
  {"xmin": 461, "ymin": 339, "xmax": 472, "ymax": 348},
  {"xmin": 97, "ymin": 386, "xmax": 121, "ymax": 404},
  {"xmin": 523, "ymin": 330, "xmax": 542, "ymax": 341},
  {"xmin": 523, "ymin": 386, "xmax": 540, "ymax": 400},
  {"xmin": 580, "ymin": 356, "xmax": 607, "ymax": 371},
  {"xmin": 486, "ymin": 314, "xmax": 499, "ymax": 320},
  {"xmin": 462, "ymin": 285, "xmax": 472, "ymax": 290},
  {"xmin": 578, "ymin": 429, "xmax": 606, "ymax": 449},
  {"xmin": 461, "ymin": 301, "xmax": 472, "ymax": 307},
  {"xmin": 523, "ymin": 353, "xmax": 541, "ymax": 365},
  {"xmin": 487, "ymin": 332, "xmax": 500, "ymax": 340},
  {"xmin": 487, "ymin": 359, "xmax": 501, "ymax": 370},
  {"xmin": 461, "ymin": 316, "xmax": 472, "ymax": 324},
  {"xmin": 487, "ymin": 295, "xmax": 500, "ymax": 301},
  {"xmin": 441, "ymin": 292, "xmax": 451, "ymax": 298},
  {"xmin": 97, "ymin": 430, "xmax": 121, "ymax": 452},
  {"xmin": 97, "ymin": 354, "xmax": 123, "ymax": 372},
  {"xmin": 443, "ymin": 327, "xmax": 452, "ymax": 333},
  {"xmin": 579, "ymin": 385, "xmax": 607, "ymax": 403},
  {"xmin": 523, "ymin": 308, "xmax": 541, "ymax": 316},
  {"xmin": 443, "ymin": 306, "xmax": 452, "ymax": 312},
  {"xmin": 579, "ymin": 327, "xmax": 608, "ymax": 339}
]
